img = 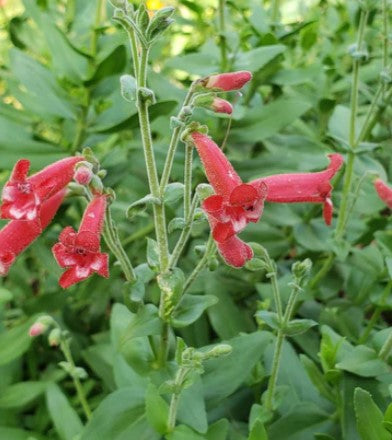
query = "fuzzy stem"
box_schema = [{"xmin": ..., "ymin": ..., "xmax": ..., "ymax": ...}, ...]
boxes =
[
  {"xmin": 170, "ymin": 193, "xmax": 199, "ymax": 268},
  {"xmin": 218, "ymin": 0, "xmax": 228, "ymax": 71},
  {"xmin": 167, "ymin": 367, "xmax": 189, "ymax": 431},
  {"xmin": 265, "ymin": 329, "xmax": 284, "ymax": 411},
  {"xmin": 137, "ymin": 46, "xmax": 170, "ymax": 272},
  {"xmin": 355, "ymin": 83, "xmax": 383, "ymax": 146},
  {"xmin": 159, "ymin": 85, "xmax": 197, "ymax": 193},
  {"xmin": 157, "ymin": 322, "xmax": 170, "ymax": 367},
  {"xmin": 335, "ymin": 9, "xmax": 368, "ymax": 241},
  {"xmin": 183, "ymin": 235, "xmax": 216, "ymax": 293},
  {"xmin": 183, "ymin": 143, "xmax": 193, "ymax": 221},
  {"xmin": 60, "ymin": 339, "xmax": 92, "ymax": 421},
  {"xmin": 359, "ymin": 281, "xmax": 392, "ymax": 344}
]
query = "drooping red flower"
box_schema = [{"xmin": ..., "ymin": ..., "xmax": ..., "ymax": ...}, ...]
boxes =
[
  {"xmin": 211, "ymin": 97, "xmax": 233, "ymax": 115},
  {"xmin": 190, "ymin": 131, "xmax": 266, "ymax": 267},
  {"xmin": 250, "ymin": 154, "xmax": 344, "ymax": 226},
  {"xmin": 52, "ymin": 195, "xmax": 109, "ymax": 288},
  {"xmin": 201, "ymin": 71, "xmax": 252, "ymax": 92},
  {"xmin": 374, "ymin": 178, "xmax": 392, "ymax": 209},
  {"xmin": 1, "ymin": 157, "xmax": 82, "ymax": 222},
  {"xmin": 0, "ymin": 189, "xmax": 66, "ymax": 276}
]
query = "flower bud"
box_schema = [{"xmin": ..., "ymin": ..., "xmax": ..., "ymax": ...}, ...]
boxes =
[
  {"xmin": 196, "ymin": 183, "xmax": 214, "ymax": 202},
  {"xmin": 193, "ymin": 94, "xmax": 233, "ymax": 115},
  {"xmin": 48, "ymin": 328, "xmax": 61, "ymax": 347},
  {"xmin": 291, "ymin": 259, "xmax": 312, "ymax": 282},
  {"xmin": 29, "ymin": 322, "xmax": 46, "ymax": 337},
  {"xmin": 74, "ymin": 164, "xmax": 93, "ymax": 186},
  {"xmin": 201, "ymin": 344, "xmax": 232, "ymax": 360},
  {"xmin": 199, "ymin": 71, "xmax": 252, "ymax": 92}
]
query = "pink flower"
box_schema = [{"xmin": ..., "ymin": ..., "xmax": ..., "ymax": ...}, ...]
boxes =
[
  {"xmin": 1, "ymin": 157, "xmax": 82, "ymax": 222},
  {"xmin": 201, "ymin": 71, "xmax": 252, "ymax": 92},
  {"xmin": 74, "ymin": 165, "xmax": 93, "ymax": 186},
  {"xmin": 250, "ymin": 154, "xmax": 344, "ymax": 226},
  {"xmin": 29, "ymin": 322, "xmax": 46, "ymax": 337},
  {"xmin": 0, "ymin": 189, "xmax": 66, "ymax": 276},
  {"xmin": 374, "ymin": 178, "xmax": 392, "ymax": 209},
  {"xmin": 190, "ymin": 132, "xmax": 266, "ymax": 267},
  {"xmin": 52, "ymin": 195, "xmax": 109, "ymax": 288}
]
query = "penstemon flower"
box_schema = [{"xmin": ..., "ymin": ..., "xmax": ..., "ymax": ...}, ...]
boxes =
[
  {"xmin": 1, "ymin": 157, "xmax": 82, "ymax": 222},
  {"xmin": 200, "ymin": 71, "xmax": 252, "ymax": 92},
  {"xmin": 193, "ymin": 94, "xmax": 233, "ymax": 115},
  {"xmin": 52, "ymin": 195, "xmax": 109, "ymax": 288},
  {"xmin": 190, "ymin": 131, "xmax": 267, "ymax": 267},
  {"xmin": 0, "ymin": 189, "xmax": 66, "ymax": 276},
  {"xmin": 250, "ymin": 154, "xmax": 344, "ymax": 225},
  {"xmin": 374, "ymin": 178, "xmax": 392, "ymax": 209}
]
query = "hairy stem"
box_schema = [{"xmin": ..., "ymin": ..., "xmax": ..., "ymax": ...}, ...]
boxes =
[
  {"xmin": 60, "ymin": 339, "xmax": 92, "ymax": 421},
  {"xmin": 167, "ymin": 367, "xmax": 189, "ymax": 431}
]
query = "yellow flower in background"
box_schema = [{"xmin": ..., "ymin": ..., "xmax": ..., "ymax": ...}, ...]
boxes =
[{"xmin": 146, "ymin": 0, "xmax": 165, "ymax": 11}]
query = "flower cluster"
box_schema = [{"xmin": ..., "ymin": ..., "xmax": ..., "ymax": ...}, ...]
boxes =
[
  {"xmin": 189, "ymin": 128, "xmax": 343, "ymax": 267},
  {"xmin": 0, "ymin": 157, "xmax": 109, "ymax": 287}
]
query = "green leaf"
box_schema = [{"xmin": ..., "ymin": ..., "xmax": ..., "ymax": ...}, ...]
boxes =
[
  {"xmin": 255, "ymin": 310, "xmax": 281, "ymax": 331},
  {"xmin": 234, "ymin": 45, "xmax": 286, "ymax": 71},
  {"xmin": 232, "ymin": 98, "xmax": 312, "ymax": 142},
  {"xmin": 205, "ymin": 419, "xmax": 229, "ymax": 440},
  {"xmin": 354, "ymin": 388, "xmax": 390, "ymax": 440},
  {"xmin": 147, "ymin": 238, "xmax": 160, "ymax": 271},
  {"xmin": 248, "ymin": 420, "xmax": 268, "ymax": 440},
  {"xmin": 126, "ymin": 194, "xmax": 161, "ymax": 220},
  {"xmin": 177, "ymin": 377, "xmax": 208, "ymax": 434},
  {"xmin": 120, "ymin": 74, "xmax": 138, "ymax": 102},
  {"xmin": 0, "ymin": 427, "xmax": 46, "ymax": 440},
  {"xmin": 157, "ymin": 268, "xmax": 185, "ymax": 306},
  {"xmin": 299, "ymin": 355, "xmax": 335, "ymax": 402},
  {"xmin": 164, "ymin": 182, "xmax": 185, "ymax": 205},
  {"xmin": 120, "ymin": 304, "xmax": 162, "ymax": 345},
  {"xmin": 46, "ymin": 383, "xmax": 83, "ymax": 440},
  {"xmin": 171, "ymin": 294, "xmax": 218, "ymax": 328},
  {"xmin": 336, "ymin": 345, "xmax": 389, "ymax": 377},
  {"xmin": 145, "ymin": 383, "xmax": 169, "ymax": 435},
  {"xmin": 80, "ymin": 388, "xmax": 160, "ymax": 440},
  {"xmin": 166, "ymin": 425, "xmax": 205, "ymax": 440},
  {"xmin": 0, "ymin": 316, "xmax": 37, "ymax": 366},
  {"xmin": 203, "ymin": 332, "xmax": 272, "ymax": 401},
  {"xmin": 0, "ymin": 381, "xmax": 46, "ymax": 409},
  {"xmin": 284, "ymin": 319, "xmax": 318, "ymax": 336}
]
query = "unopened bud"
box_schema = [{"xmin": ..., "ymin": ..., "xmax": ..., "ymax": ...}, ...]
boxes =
[
  {"xmin": 48, "ymin": 328, "xmax": 61, "ymax": 347},
  {"xmin": 74, "ymin": 164, "xmax": 93, "ymax": 186},
  {"xmin": 202, "ymin": 344, "xmax": 232, "ymax": 360},
  {"xmin": 89, "ymin": 175, "xmax": 103, "ymax": 195},
  {"xmin": 199, "ymin": 71, "xmax": 252, "ymax": 92},
  {"xmin": 193, "ymin": 94, "xmax": 233, "ymax": 114},
  {"xmin": 29, "ymin": 322, "xmax": 46, "ymax": 337},
  {"xmin": 292, "ymin": 259, "xmax": 312, "ymax": 281}
]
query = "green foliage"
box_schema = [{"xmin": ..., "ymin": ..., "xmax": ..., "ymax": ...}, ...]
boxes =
[{"xmin": 0, "ymin": 0, "xmax": 391, "ymax": 439}]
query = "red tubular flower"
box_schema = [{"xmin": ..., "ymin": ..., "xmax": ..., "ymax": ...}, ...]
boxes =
[
  {"xmin": 190, "ymin": 131, "xmax": 266, "ymax": 267},
  {"xmin": 52, "ymin": 195, "xmax": 109, "ymax": 289},
  {"xmin": 250, "ymin": 154, "xmax": 344, "ymax": 226},
  {"xmin": 0, "ymin": 189, "xmax": 66, "ymax": 276},
  {"xmin": 202, "ymin": 71, "xmax": 252, "ymax": 92},
  {"xmin": 1, "ymin": 157, "xmax": 82, "ymax": 222},
  {"xmin": 374, "ymin": 178, "xmax": 392, "ymax": 209}
]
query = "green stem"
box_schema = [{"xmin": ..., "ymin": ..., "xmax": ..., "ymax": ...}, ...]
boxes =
[
  {"xmin": 183, "ymin": 235, "xmax": 216, "ymax": 293},
  {"xmin": 103, "ymin": 208, "xmax": 136, "ymax": 283},
  {"xmin": 159, "ymin": 85, "xmax": 196, "ymax": 193},
  {"xmin": 157, "ymin": 322, "xmax": 170, "ymax": 367},
  {"xmin": 383, "ymin": 0, "xmax": 389, "ymax": 69},
  {"xmin": 355, "ymin": 83, "xmax": 383, "ymax": 146},
  {"xmin": 263, "ymin": 250, "xmax": 283, "ymax": 320},
  {"xmin": 359, "ymin": 281, "xmax": 392, "ymax": 344},
  {"xmin": 167, "ymin": 367, "xmax": 189, "ymax": 431},
  {"xmin": 218, "ymin": 0, "xmax": 228, "ymax": 71},
  {"xmin": 271, "ymin": 0, "xmax": 280, "ymax": 25},
  {"xmin": 137, "ymin": 46, "xmax": 170, "ymax": 272},
  {"xmin": 60, "ymin": 339, "xmax": 92, "ymax": 421},
  {"xmin": 265, "ymin": 329, "xmax": 284, "ymax": 411},
  {"xmin": 380, "ymin": 332, "xmax": 392, "ymax": 361},
  {"xmin": 170, "ymin": 193, "xmax": 198, "ymax": 268},
  {"xmin": 361, "ymin": 87, "xmax": 392, "ymax": 140},
  {"xmin": 183, "ymin": 143, "xmax": 193, "ymax": 221},
  {"xmin": 335, "ymin": 9, "xmax": 368, "ymax": 241}
]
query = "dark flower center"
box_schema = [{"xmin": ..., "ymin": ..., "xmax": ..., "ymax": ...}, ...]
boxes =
[{"xmin": 17, "ymin": 183, "xmax": 32, "ymax": 194}]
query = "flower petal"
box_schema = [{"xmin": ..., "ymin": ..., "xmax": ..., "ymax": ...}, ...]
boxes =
[
  {"xmin": 217, "ymin": 235, "xmax": 253, "ymax": 267},
  {"xmin": 229, "ymin": 184, "xmax": 258, "ymax": 206}
]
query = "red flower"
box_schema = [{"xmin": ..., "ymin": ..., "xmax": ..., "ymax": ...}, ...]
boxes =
[
  {"xmin": 374, "ymin": 178, "xmax": 392, "ymax": 209},
  {"xmin": 190, "ymin": 132, "xmax": 266, "ymax": 267},
  {"xmin": 0, "ymin": 189, "xmax": 66, "ymax": 276},
  {"xmin": 52, "ymin": 195, "xmax": 109, "ymax": 288},
  {"xmin": 250, "ymin": 154, "xmax": 344, "ymax": 226},
  {"xmin": 202, "ymin": 71, "xmax": 252, "ymax": 92},
  {"xmin": 1, "ymin": 157, "xmax": 82, "ymax": 222}
]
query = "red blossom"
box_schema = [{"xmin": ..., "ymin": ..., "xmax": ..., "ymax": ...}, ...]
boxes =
[
  {"xmin": 1, "ymin": 157, "xmax": 82, "ymax": 222},
  {"xmin": 0, "ymin": 189, "xmax": 66, "ymax": 276},
  {"xmin": 250, "ymin": 154, "xmax": 344, "ymax": 226},
  {"xmin": 52, "ymin": 195, "xmax": 109, "ymax": 288},
  {"xmin": 203, "ymin": 71, "xmax": 252, "ymax": 92},
  {"xmin": 74, "ymin": 165, "xmax": 93, "ymax": 186},
  {"xmin": 374, "ymin": 178, "xmax": 392, "ymax": 209},
  {"xmin": 191, "ymin": 132, "xmax": 266, "ymax": 267}
]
